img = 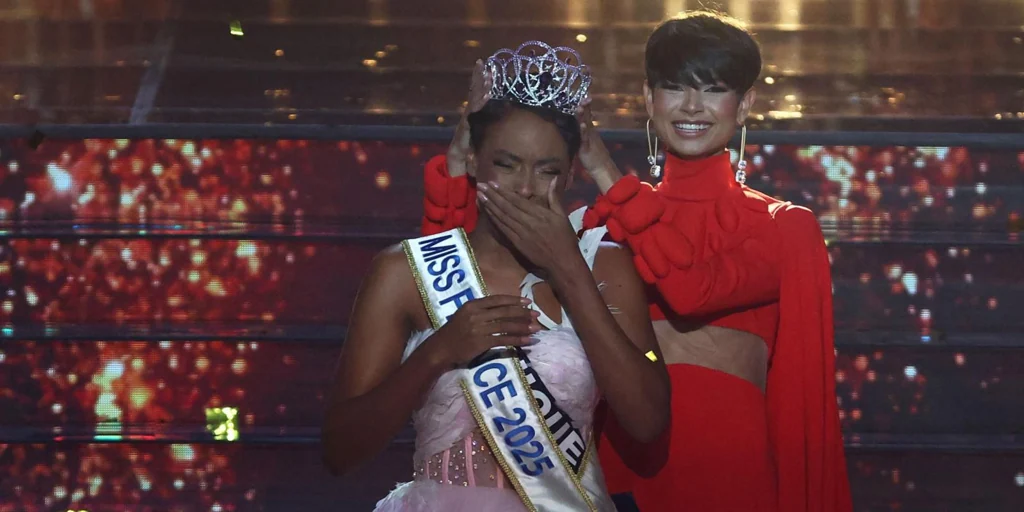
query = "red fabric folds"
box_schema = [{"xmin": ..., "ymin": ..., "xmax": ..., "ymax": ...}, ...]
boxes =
[{"xmin": 766, "ymin": 203, "xmax": 853, "ymax": 512}]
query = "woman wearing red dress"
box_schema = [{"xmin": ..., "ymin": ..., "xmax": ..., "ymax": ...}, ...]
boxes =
[{"xmin": 420, "ymin": 11, "xmax": 851, "ymax": 512}]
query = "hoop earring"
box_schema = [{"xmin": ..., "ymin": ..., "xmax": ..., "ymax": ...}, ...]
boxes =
[
  {"xmin": 735, "ymin": 125, "xmax": 748, "ymax": 185},
  {"xmin": 646, "ymin": 119, "xmax": 662, "ymax": 178}
]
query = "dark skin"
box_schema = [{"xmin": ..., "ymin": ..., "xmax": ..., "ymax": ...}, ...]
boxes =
[
  {"xmin": 473, "ymin": 111, "xmax": 668, "ymax": 447},
  {"xmin": 323, "ymin": 107, "xmax": 669, "ymax": 476}
]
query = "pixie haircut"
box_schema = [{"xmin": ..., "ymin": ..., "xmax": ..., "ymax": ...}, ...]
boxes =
[
  {"xmin": 468, "ymin": 99, "xmax": 582, "ymax": 159},
  {"xmin": 645, "ymin": 11, "xmax": 762, "ymax": 93}
]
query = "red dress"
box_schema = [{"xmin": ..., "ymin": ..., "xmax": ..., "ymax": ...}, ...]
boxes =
[{"xmin": 421, "ymin": 151, "xmax": 852, "ymax": 512}]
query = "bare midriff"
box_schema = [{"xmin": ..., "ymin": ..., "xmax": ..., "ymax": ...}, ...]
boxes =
[{"xmin": 653, "ymin": 320, "xmax": 768, "ymax": 392}]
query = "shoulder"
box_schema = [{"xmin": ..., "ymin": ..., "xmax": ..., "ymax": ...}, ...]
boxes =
[
  {"xmin": 356, "ymin": 242, "xmax": 433, "ymax": 329},
  {"xmin": 736, "ymin": 184, "xmax": 822, "ymax": 232},
  {"xmin": 768, "ymin": 203, "xmax": 828, "ymax": 253},
  {"xmin": 739, "ymin": 185, "xmax": 786, "ymax": 212},
  {"xmin": 363, "ymin": 244, "xmax": 419, "ymax": 305},
  {"xmin": 594, "ymin": 240, "xmax": 631, "ymax": 261},
  {"xmin": 771, "ymin": 203, "xmax": 823, "ymax": 231},
  {"xmin": 591, "ymin": 241, "xmax": 639, "ymax": 282},
  {"xmin": 372, "ymin": 243, "xmax": 412, "ymax": 275}
]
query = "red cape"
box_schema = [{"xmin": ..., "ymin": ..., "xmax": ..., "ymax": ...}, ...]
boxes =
[{"xmin": 767, "ymin": 202, "xmax": 852, "ymax": 512}]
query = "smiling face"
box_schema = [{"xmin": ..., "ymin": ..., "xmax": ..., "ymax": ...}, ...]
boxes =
[
  {"xmin": 643, "ymin": 12, "xmax": 762, "ymax": 159},
  {"xmin": 644, "ymin": 81, "xmax": 755, "ymax": 159},
  {"xmin": 469, "ymin": 104, "xmax": 576, "ymax": 209}
]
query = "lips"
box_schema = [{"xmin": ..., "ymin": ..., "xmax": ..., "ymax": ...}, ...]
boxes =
[{"xmin": 671, "ymin": 121, "xmax": 712, "ymax": 138}]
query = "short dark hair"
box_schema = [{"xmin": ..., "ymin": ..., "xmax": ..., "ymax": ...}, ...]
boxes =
[
  {"xmin": 645, "ymin": 10, "xmax": 762, "ymax": 93},
  {"xmin": 468, "ymin": 99, "xmax": 582, "ymax": 158}
]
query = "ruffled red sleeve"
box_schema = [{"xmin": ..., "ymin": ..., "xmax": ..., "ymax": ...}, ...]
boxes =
[
  {"xmin": 767, "ymin": 204, "xmax": 852, "ymax": 512},
  {"xmin": 421, "ymin": 154, "xmax": 478, "ymax": 235},
  {"xmin": 584, "ymin": 175, "xmax": 780, "ymax": 317}
]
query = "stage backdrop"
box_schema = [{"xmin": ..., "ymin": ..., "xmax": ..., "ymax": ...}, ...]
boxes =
[{"xmin": 1, "ymin": 135, "xmax": 1022, "ymax": 511}]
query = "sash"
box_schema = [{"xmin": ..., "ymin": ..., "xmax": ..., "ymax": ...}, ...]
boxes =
[{"xmin": 403, "ymin": 228, "xmax": 613, "ymax": 512}]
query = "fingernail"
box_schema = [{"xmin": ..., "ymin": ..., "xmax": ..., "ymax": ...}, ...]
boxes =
[
  {"xmin": 529, "ymin": 324, "xmax": 541, "ymax": 333},
  {"xmin": 520, "ymin": 298, "xmax": 532, "ymax": 304},
  {"xmin": 477, "ymin": 183, "xmax": 488, "ymax": 191},
  {"xmin": 530, "ymin": 310, "xmax": 540, "ymax": 318},
  {"xmin": 489, "ymin": 181, "xmax": 499, "ymax": 189},
  {"xmin": 476, "ymin": 190, "xmax": 488, "ymax": 202}
]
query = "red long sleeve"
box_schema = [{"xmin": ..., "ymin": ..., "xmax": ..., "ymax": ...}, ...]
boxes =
[
  {"xmin": 585, "ymin": 174, "xmax": 781, "ymax": 317},
  {"xmin": 766, "ymin": 203, "xmax": 852, "ymax": 512},
  {"xmin": 420, "ymin": 154, "xmax": 478, "ymax": 235},
  {"xmin": 587, "ymin": 171, "xmax": 851, "ymax": 511}
]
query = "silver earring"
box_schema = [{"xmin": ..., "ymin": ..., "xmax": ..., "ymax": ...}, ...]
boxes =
[
  {"xmin": 646, "ymin": 119, "xmax": 661, "ymax": 178},
  {"xmin": 735, "ymin": 125, "xmax": 748, "ymax": 185}
]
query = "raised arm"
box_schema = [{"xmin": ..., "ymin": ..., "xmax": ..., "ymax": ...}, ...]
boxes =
[
  {"xmin": 421, "ymin": 59, "xmax": 491, "ymax": 235},
  {"xmin": 476, "ymin": 180, "xmax": 670, "ymax": 442},
  {"xmin": 421, "ymin": 154, "xmax": 478, "ymax": 235},
  {"xmin": 561, "ymin": 242, "xmax": 670, "ymax": 442},
  {"xmin": 583, "ymin": 175, "xmax": 781, "ymax": 317}
]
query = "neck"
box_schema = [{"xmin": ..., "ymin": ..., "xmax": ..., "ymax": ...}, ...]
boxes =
[
  {"xmin": 659, "ymin": 149, "xmax": 738, "ymax": 201},
  {"xmin": 669, "ymin": 146, "xmax": 729, "ymax": 162},
  {"xmin": 664, "ymin": 148, "xmax": 731, "ymax": 170}
]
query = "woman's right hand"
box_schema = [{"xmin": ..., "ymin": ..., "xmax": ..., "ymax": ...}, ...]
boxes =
[
  {"xmin": 447, "ymin": 59, "xmax": 493, "ymax": 177},
  {"xmin": 576, "ymin": 97, "xmax": 622, "ymax": 194},
  {"xmin": 426, "ymin": 295, "xmax": 541, "ymax": 368}
]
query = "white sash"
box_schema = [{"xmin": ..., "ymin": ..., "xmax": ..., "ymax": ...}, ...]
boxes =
[{"xmin": 402, "ymin": 228, "xmax": 614, "ymax": 512}]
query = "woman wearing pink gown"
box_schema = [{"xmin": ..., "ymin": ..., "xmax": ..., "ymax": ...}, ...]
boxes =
[{"xmin": 322, "ymin": 42, "xmax": 670, "ymax": 511}]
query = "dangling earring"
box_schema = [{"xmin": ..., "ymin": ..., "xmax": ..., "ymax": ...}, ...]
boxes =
[
  {"xmin": 735, "ymin": 125, "xmax": 748, "ymax": 185},
  {"xmin": 646, "ymin": 119, "xmax": 662, "ymax": 178}
]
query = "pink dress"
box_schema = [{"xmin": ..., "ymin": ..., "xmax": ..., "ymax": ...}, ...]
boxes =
[
  {"xmin": 375, "ymin": 219, "xmax": 610, "ymax": 511},
  {"xmin": 373, "ymin": 327, "xmax": 602, "ymax": 511}
]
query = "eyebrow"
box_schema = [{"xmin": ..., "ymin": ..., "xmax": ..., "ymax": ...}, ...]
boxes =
[
  {"xmin": 494, "ymin": 150, "xmax": 522, "ymax": 162},
  {"xmin": 535, "ymin": 157, "xmax": 565, "ymax": 166},
  {"xmin": 494, "ymin": 149, "xmax": 565, "ymax": 166}
]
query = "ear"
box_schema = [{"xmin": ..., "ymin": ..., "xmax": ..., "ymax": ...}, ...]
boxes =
[
  {"xmin": 466, "ymin": 152, "xmax": 478, "ymax": 178},
  {"xmin": 643, "ymin": 81, "xmax": 655, "ymax": 120},
  {"xmin": 736, "ymin": 88, "xmax": 757, "ymax": 125}
]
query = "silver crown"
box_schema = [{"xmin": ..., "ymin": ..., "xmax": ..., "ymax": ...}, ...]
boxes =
[{"xmin": 486, "ymin": 41, "xmax": 591, "ymax": 115}]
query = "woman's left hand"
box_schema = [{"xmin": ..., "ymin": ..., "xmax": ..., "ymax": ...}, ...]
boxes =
[{"xmin": 477, "ymin": 179, "xmax": 583, "ymax": 276}]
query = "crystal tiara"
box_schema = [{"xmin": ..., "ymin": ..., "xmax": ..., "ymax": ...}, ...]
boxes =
[{"xmin": 486, "ymin": 40, "xmax": 592, "ymax": 115}]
